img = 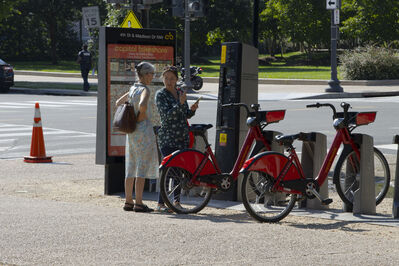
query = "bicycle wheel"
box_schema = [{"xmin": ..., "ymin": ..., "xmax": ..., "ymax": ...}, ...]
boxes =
[
  {"xmin": 160, "ymin": 166, "xmax": 212, "ymax": 214},
  {"xmin": 242, "ymin": 170, "xmax": 297, "ymax": 223},
  {"xmin": 333, "ymin": 147, "xmax": 390, "ymax": 207}
]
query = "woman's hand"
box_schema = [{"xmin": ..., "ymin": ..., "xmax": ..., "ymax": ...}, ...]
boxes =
[
  {"xmin": 190, "ymin": 101, "xmax": 199, "ymax": 111},
  {"xmin": 179, "ymin": 91, "xmax": 187, "ymax": 105}
]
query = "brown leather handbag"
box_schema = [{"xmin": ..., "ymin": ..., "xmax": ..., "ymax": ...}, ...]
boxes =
[{"xmin": 112, "ymin": 102, "xmax": 137, "ymax": 133}]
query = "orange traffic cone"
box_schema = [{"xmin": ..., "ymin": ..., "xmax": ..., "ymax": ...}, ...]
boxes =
[{"xmin": 24, "ymin": 103, "xmax": 52, "ymax": 163}]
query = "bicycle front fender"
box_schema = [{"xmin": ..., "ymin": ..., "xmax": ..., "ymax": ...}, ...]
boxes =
[
  {"xmin": 159, "ymin": 148, "xmax": 217, "ymax": 176},
  {"xmin": 240, "ymin": 151, "xmax": 299, "ymax": 181}
]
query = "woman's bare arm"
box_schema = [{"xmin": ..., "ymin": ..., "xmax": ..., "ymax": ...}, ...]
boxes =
[
  {"xmin": 115, "ymin": 92, "xmax": 129, "ymax": 106},
  {"xmin": 137, "ymin": 88, "xmax": 150, "ymax": 122}
]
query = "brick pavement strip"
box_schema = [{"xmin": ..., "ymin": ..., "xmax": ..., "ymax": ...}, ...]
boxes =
[{"xmin": 1, "ymin": 153, "xmax": 399, "ymax": 265}]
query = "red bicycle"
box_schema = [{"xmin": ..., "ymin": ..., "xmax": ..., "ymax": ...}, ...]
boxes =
[
  {"xmin": 159, "ymin": 103, "xmax": 286, "ymax": 214},
  {"xmin": 240, "ymin": 102, "xmax": 390, "ymax": 222}
]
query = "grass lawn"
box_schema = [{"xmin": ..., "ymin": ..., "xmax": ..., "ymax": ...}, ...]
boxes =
[{"xmin": 10, "ymin": 51, "xmax": 340, "ymax": 80}]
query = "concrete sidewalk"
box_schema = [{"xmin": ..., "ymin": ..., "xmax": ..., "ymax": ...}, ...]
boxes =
[
  {"xmin": 1, "ymin": 153, "xmax": 399, "ymax": 265},
  {"xmin": 11, "ymin": 71, "xmax": 399, "ymax": 99}
]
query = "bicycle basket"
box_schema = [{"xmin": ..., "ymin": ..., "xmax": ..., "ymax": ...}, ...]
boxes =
[
  {"xmin": 259, "ymin": 110, "xmax": 286, "ymax": 124},
  {"xmin": 336, "ymin": 111, "xmax": 376, "ymax": 126}
]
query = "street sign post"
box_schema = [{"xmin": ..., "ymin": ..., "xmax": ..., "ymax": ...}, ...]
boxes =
[
  {"xmin": 326, "ymin": 0, "xmax": 337, "ymax": 10},
  {"xmin": 326, "ymin": 4, "xmax": 343, "ymax": 93},
  {"xmin": 334, "ymin": 9, "xmax": 340, "ymax": 24},
  {"xmin": 82, "ymin": 6, "xmax": 100, "ymax": 29}
]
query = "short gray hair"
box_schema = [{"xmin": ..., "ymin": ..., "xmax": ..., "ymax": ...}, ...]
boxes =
[{"xmin": 135, "ymin": 62, "xmax": 155, "ymax": 77}]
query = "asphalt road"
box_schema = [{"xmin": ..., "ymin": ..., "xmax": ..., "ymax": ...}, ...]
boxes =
[{"xmin": 0, "ymin": 93, "xmax": 398, "ymax": 159}]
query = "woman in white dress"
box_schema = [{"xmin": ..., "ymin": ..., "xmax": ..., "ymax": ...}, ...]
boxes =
[{"xmin": 116, "ymin": 62, "xmax": 158, "ymax": 212}]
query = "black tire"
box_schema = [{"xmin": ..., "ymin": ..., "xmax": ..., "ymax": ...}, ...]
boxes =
[
  {"xmin": 191, "ymin": 76, "xmax": 203, "ymax": 91},
  {"xmin": 242, "ymin": 170, "xmax": 297, "ymax": 223},
  {"xmin": 333, "ymin": 147, "xmax": 390, "ymax": 207},
  {"xmin": 160, "ymin": 166, "xmax": 212, "ymax": 214},
  {"xmin": 0, "ymin": 85, "xmax": 10, "ymax": 93}
]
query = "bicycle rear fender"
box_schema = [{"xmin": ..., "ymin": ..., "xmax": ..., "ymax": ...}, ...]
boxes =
[
  {"xmin": 240, "ymin": 151, "xmax": 299, "ymax": 181},
  {"xmin": 159, "ymin": 149, "xmax": 217, "ymax": 175}
]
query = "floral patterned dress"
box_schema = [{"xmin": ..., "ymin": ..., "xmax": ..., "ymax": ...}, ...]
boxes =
[
  {"xmin": 155, "ymin": 88, "xmax": 195, "ymax": 150},
  {"xmin": 125, "ymin": 83, "xmax": 159, "ymax": 179}
]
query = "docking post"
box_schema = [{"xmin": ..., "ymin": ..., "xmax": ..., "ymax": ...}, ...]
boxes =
[
  {"xmin": 352, "ymin": 134, "xmax": 376, "ymax": 214},
  {"xmin": 298, "ymin": 132, "xmax": 328, "ymax": 209}
]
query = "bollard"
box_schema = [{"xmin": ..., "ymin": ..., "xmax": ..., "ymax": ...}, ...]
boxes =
[
  {"xmin": 298, "ymin": 132, "xmax": 328, "ymax": 210},
  {"xmin": 352, "ymin": 134, "xmax": 376, "ymax": 214},
  {"xmin": 392, "ymin": 135, "xmax": 399, "ymax": 218}
]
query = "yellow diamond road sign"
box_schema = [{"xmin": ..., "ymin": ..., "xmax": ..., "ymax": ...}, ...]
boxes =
[{"xmin": 121, "ymin": 11, "xmax": 142, "ymax": 28}]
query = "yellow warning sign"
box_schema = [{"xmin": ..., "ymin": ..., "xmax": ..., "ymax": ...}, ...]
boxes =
[
  {"xmin": 221, "ymin": 45, "xmax": 227, "ymax": 64},
  {"xmin": 219, "ymin": 133, "xmax": 227, "ymax": 146},
  {"xmin": 121, "ymin": 11, "xmax": 142, "ymax": 28}
]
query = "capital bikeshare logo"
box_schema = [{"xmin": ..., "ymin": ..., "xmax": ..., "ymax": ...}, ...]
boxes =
[{"xmin": 165, "ymin": 32, "xmax": 174, "ymax": 40}]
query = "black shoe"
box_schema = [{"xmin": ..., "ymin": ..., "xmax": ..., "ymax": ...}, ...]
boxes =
[
  {"xmin": 134, "ymin": 204, "xmax": 154, "ymax": 213},
  {"xmin": 123, "ymin": 202, "xmax": 134, "ymax": 211}
]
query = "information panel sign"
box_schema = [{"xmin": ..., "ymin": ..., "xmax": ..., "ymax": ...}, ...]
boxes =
[
  {"xmin": 107, "ymin": 43, "xmax": 174, "ymax": 156},
  {"xmin": 96, "ymin": 27, "xmax": 176, "ymax": 165}
]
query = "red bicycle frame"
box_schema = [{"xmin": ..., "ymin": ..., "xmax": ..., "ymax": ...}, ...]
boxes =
[{"xmin": 160, "ymin": 108, "xmax": 285, "ymax": 189}]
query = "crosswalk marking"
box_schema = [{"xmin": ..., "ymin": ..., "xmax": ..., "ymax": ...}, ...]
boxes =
[
  {"xmin": 0, "ymin": 123, "xmax": 96, "ymax": 159},
  {"xmin": 0, "ymin": 100, "xmax": 97, "ymax": 109}
]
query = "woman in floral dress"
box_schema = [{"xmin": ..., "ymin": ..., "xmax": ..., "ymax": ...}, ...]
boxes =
[
  {"xmin": 116, "ymin": 62, "xmax": 158, "ymax": 212},
  {"xmin": 155, "ymin": 66, "xmax": 199, "ymax": 212}
]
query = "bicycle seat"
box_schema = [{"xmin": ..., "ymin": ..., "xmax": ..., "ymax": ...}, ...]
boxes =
[
  {"xmin": 189, "ymin": 124, "xmax": 213, "ymax": 135},
  {"xmin": 276, "ymin": 132, "xmax": 311, "ymax": 145}
]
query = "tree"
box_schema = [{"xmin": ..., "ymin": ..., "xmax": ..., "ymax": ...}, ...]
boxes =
[
  {"xmin": 340, "ymin": 0, "xmax": 399, "ymax": 46},
  {"xmin": 0, "ymin": 0, "xmax": 26, "ymax": 22},
  {"xmin": 268, "ymin": 0, "xmax": 330, "ymax": 55}
]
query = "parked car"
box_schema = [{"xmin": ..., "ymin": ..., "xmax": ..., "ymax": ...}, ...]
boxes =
[{"xmin": 0, "ymin": 59, "xmax": 14, "ymax": 93}]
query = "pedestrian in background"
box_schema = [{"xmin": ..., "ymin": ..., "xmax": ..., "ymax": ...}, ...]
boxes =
[
  {"xmin": 116, "ymin": 62, "xmax": 158, "ymax": 213},
  {"xmin": 76, "ymin": 44, "xmax": 92, "ymax": 91},
  {"xmin": 155, "ymin": 66, "xmax": 199, "ymax": 212}
]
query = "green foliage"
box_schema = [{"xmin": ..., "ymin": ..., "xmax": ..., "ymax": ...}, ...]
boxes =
[
  {"xmin": 0, "ymin": 0, "xmax": 106, "ymax": 63},
  {"xmin": 340, "ymin": 45, "xmax": 399, "ymax": 80},
  {"xmin": 0, "ymin": 0, "xmax": 26, "ymax": 22},
  {"xmin": 341, "ymin": 0, "xmax": 399, "ymax": 45}
]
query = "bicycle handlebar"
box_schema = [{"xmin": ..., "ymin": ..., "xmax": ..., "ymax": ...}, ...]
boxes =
[{"xmin": 306, "ymin": 102, "xmax": 338, "ymax": 119}]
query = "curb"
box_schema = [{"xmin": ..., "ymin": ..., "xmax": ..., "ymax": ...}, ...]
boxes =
[
  {"xmin": 15, "ymin": 71, "xmax": 399, "ymax": 86},
  {"xmin": 10, "ymin": 87, "xmax": 96, "ymax": 96}
]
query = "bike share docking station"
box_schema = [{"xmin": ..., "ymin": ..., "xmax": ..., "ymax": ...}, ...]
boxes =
[
  {"xmin": 297, "ymin": 132, "xmax": 377, "ymax": 214},
  {"xmin": 213, "ymin": 42, "xmax": 283, "ymax": 201}
]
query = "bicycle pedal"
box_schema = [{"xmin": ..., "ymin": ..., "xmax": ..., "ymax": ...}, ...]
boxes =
[{"xmin": 321, "ymin": 198, "xmax": 333, "ymax": 205}]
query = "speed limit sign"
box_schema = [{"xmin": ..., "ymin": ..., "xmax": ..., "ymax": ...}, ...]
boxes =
[{"xmin": 82, "ymin": 6, "xmax": 100, "ymax": 29}]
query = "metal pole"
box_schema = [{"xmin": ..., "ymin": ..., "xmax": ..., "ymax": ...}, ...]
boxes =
[
  {"xmin": 326, "ymin": 10, "xmax": 343, "ymax": 92},
  {"xmin": 253, "ymin": 0, "xmax": 259, "ymax": 48},
  {"xmin": 184, "ymin": 0, "xmax": 192, "ymax": 88}
]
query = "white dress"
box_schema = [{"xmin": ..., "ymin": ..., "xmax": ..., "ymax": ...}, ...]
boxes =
[{"xmin": 125, "ymin": 83, "xmax": 159, "ymax": 179}]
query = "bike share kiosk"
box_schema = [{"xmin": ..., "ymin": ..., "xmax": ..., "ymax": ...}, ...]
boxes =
[
  {"xmin": 96, "ymin": 27, "xmax": 176, "ymax": 194},
  {"xmin": 214, "ymin": 42, "xmax": 258, "ymax": 201}
]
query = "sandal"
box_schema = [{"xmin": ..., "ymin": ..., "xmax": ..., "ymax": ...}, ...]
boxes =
[
  {"xmin": 155, "ymin": 205, "xmax": 173, "ymax": 213},
  {"xmin": 123, "ymin": 202, "xmax": 134, "ymax": 211},
  {"xmin": 134, "ymin": 204, "xmax": 154, "ymax": 213}
]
